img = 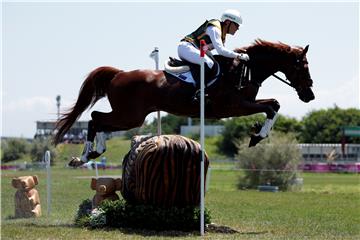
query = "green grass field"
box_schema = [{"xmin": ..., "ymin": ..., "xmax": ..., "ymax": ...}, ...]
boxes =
[
  {"xmin": 1, "ymin": 167, "xmax": 359, "ymax": 239},
  {"xmin": 1, "ymin": 138, "xmax": 360, "ymax": 239}
]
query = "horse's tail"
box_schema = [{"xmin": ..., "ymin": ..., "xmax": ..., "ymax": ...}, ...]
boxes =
[{"xmin": 53, "ymin": 66, "xmax": 121, "ymax": 145}]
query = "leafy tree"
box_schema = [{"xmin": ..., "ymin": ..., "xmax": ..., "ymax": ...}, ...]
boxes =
[
  {"xmin": 236, "ymin": 132, "xmax": 301, "ymax": 191},
  {"xmin": 147, "ymin": 114, "xmax": 224, "ymax": 135},
  {"xmin": 217, "ymin": 114, "xmax": 302, "ymax": 157},
  {"xmin": 217, "ymin": 114, "xmax": 265, "ymax": 156},
  {"xmin": 300, "ymin": 107, "xmax": 360, "ymax": 143},
  {"xmin": 154, "ymin": 114, "xmax": 188, "ymax": 134},
  {"xmin": 274, "ymin": 115, "xmax": 302, "ymax": 138},
  {"xmin": 123, "ymin": 119, "xmax": 156, "ymax": 139},
  {"xmin": 1, "ymin": 138, "xmax": 29, "ymax": 162},
  {"xmin": 30, "ymin": 139, "xmax": 57, "ymax": 165},
  {"xmin": 124, "ymin": 115, "xmax": 189, "ymax": 138}
]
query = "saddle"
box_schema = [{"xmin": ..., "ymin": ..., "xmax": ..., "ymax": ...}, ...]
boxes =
[{"xmin": 164, "ymin": 57, "xmax": 221, "ymax": 88}]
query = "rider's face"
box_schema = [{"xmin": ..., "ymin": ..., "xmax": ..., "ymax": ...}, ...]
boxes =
[{"xmin": 228, "ymin": 21, "xmax": 239, "ymax": 35}]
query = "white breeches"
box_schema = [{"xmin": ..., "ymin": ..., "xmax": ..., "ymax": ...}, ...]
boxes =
[{"xmin": 177, "ymin": 41, "xmax": 214, "ymax": 68}]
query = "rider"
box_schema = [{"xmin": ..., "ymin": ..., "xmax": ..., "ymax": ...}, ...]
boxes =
[{"xmin": 178, "ymin": 9, "xmax": 250, "ymax": 90}]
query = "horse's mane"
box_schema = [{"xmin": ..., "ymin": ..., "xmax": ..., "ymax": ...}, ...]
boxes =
[
  {"xmin": 235, "ymin": 39, "xmax": 303, "ymax": 56},
  {"xmin": 216, "ymin": 39, "xmax": 305, "ymax": 81}
]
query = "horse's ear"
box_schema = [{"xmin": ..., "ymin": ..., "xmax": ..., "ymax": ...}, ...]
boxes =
[{"xmin": 303, "ymin": 45, "xmax": 309, "ymax": 55}]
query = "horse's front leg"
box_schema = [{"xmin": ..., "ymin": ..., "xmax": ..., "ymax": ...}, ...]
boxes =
[
  {"xmin": 219, "ymin": 98, "xmax": 279, "ymax": 146},
  {"xmin": 249, "ymin": 98, "xmax": 280, "ymax": 147}
]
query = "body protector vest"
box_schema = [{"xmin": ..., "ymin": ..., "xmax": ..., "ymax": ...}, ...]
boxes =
[{"xmin": 182, "ymin": 19, "xmax": 225, "ymax": 48}]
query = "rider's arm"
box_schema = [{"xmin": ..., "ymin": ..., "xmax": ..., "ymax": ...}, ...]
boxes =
[
  {"xmin": 206, "ymin": 26, "xmax": 249, "ymax": 61},
  {"xmin": 206, "ymin": 26, "xmax": 238, "ymax": 58}
]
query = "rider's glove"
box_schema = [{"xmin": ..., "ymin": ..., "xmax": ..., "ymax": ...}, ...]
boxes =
[{"xmin": 237, "ymin": 53, "xmax": 250, "ymax": 62}]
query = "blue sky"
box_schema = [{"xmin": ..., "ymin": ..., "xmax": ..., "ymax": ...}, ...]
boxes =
[{"xmin": 2, "ymin": 0, "xmax": 359, "ymax": 138}]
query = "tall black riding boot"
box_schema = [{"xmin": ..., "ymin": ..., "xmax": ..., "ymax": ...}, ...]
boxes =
[{"xmin": 192, "ymin": 63, "xmax": 216, "ymax": 102}]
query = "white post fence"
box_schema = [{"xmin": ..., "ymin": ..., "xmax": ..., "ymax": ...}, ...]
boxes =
[
  {"xmin": 199, "ymin": 39, "xmax": 207, "ymax": 236},
  {"xmin": 149, "ymin": 47, "xmax": 162, "ymax": 135},
  {"xmin": 95, "ymin": 162, "xmax": 99, "ymax": 178},
  {"xmin": 44, "ymin": 150, "xmax": 51, "ymax": 216}
]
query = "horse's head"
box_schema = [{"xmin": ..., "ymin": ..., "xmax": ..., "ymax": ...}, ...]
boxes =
[
  {"xmin": 243, "ymin": 40, "xmax": 315, "ymax": 103},
  {"xmin": 283, "ymin": 45, "xmax": 315, "ymax": 103}
]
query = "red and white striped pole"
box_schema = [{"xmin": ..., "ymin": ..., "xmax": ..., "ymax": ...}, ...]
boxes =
[{"xmin": 199, "ymin": 39, "xmax": 207, "ymax": 236}]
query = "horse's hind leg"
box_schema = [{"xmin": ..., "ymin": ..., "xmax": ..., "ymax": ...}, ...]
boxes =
[
  {"xmin": 73, "ymin": 112, "xmax": 123, "ymax": 166},
  {"xmin": 86, "ymin": 110, "xmax": 146, "ymax": 159},
  {"xmin": 68, "ymin": 120, "xmax": 97, "ymax": 167},
  {"xmin": 78, "ymin": 120, "xmax": 97, "ymax": 161},
  {"xmin": 78, "ymin": 113, "xmax": 109, "ymax": 161}
]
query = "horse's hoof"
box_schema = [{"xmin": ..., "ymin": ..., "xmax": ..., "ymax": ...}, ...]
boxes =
[
  {"xmin": 68, "ymin": 157, "xmax": 86, "ymax": 167},
  {"xmin": 248, "ymin": 134, "xmax": 264, "ymax": 147},
  {"xmin": 250, "ymin": 122, "xmax": 262, "ymax": 135},
  {"xmin": 88, "ymin": 151, "xmax": 101, "ymax": 159}
]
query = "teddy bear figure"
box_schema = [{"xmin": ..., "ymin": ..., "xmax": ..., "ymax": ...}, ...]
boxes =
[
  {"xmin": 91, "ymin": 177, "xmax": 122, "ymax": 209},
  {"xmin": 12, "ymin": 175, "xmax": 41, "ymax": 218}
]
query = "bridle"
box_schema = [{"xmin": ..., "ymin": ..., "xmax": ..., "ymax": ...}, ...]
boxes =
[
  {"xmin": 256, "ymin": 58, "xmax": 313, "ymax": 91},
  {"xmin": 232, "ymin": 50, "xmax": 312, "ymax": 91},
  {"xmin": 234, "ymin": 64, "xmax": 294, "ymax": 90},
  {"xmin": 277, "ymin": 57, "xmax": 313, "ymax": 91}
]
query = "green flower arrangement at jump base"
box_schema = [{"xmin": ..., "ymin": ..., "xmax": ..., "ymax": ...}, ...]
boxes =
[{"xmin": 75, "ymin": 199, "xmax": 211, "ymax": 231}]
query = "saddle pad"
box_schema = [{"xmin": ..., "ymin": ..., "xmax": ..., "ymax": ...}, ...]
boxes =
[{"xmin": 165, "ymin": 70, "xmax": 196, "ymax": 86}]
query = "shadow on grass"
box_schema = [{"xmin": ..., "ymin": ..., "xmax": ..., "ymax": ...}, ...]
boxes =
[
  {"xmin": 4, "ymin": 218, "xmax": 266, "ymax": 237},
  {"xmin": 70, "ymin": 224, "xmax": 241, "ymax": 237},
  {"xmin": 239, "ymin": 231, "xmax": 269, "ymax": 235},
  {"xmin": 4, "ymin": 221, "xmax": 197, "ymax": 237},
  {"xmin": 114, "ymin": 228, "xmax": 197, "ymax": 237},
  {"xmin": 99, "ymin": 224, "xmax": 242, "ymax": 237},
  {"xmin": 206, "ymin": 223, "xmax": 268, "ymax": 236},
  {"xmin": 206, "ymin": 223, "xmax": 239, "ymax": 234},
  {"xmin": 6, "ymin": 223, "xmax": 193, "ymax": 237}
]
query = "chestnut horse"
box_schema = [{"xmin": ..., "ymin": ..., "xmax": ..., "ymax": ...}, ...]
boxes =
[{"xmin": 53, "ymin": 39, "xmax": 314, "ymax": 166}]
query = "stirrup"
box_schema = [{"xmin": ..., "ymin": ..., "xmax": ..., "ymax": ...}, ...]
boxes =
[
  {"xmin": 95, "ymin": 132, "xmax": 106, "ymax": 154},
  {"xmin": 80, "ymin": 141, "xmax": 93, "ymax": 162},
  {"xmin": 192, "ymin": 89, "xmax": 208, "ymax": 102}
]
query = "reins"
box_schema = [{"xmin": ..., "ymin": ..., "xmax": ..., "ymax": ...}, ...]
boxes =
[
  {"xmin": 271, "ymin": 73, "xmax": 293, "ymax": 88},
  {"xmin": 236, "ymin": 64, "xmax": 250, "ymax": 90},
  {"xmin": 236, "ymin": 67, "xmax": 295, "ymax": 90},
  {"xmin": 235, "ymin": 63, "xmax": 294, "ymax": 90}
]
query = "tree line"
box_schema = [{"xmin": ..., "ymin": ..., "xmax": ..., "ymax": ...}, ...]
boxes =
[
  {"xmin": 143, "ymin": 106, "xmax": 360, "ymax": 156},
  {"xmin": 2, "ymin": 106, "xmax": 359, "ymax": 162}
]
